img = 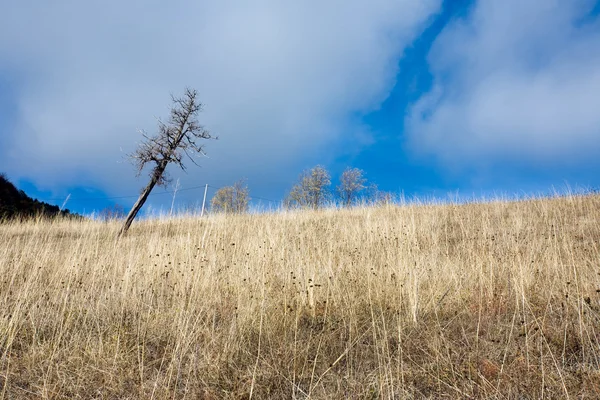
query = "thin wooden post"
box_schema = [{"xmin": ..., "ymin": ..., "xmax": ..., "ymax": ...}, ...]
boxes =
[{"xmin": 200, "ymin": 184, "xmax": 208, "ymax": 217}]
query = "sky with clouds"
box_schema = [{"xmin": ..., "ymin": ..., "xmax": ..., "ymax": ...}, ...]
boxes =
[{"xmin": 1, "ymin": 0, "xmax": 599, "ymax": 214}]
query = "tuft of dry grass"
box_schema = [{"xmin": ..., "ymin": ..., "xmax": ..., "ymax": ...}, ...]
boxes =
[{"xmin": 1, "ymin": 194, "xmax": 599, "ymax": 399}]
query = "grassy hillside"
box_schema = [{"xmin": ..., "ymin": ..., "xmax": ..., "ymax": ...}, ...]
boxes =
[
  {"xmin": 0, "ymin": 174, "xmax": 76, "ymax": 220},
  {"xmin": 0, "ymin": 195, "xmax": 599, "ymax": 399}
]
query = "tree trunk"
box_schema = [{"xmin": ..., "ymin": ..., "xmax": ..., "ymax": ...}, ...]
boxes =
[{"xmin": 118, "ymin": 166, "xmax": 164, "ymax": 237}]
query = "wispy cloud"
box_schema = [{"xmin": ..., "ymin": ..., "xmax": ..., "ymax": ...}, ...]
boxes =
[{"xmin": 407, "ymin": 0, "xmax": 600, "ymax": 168}]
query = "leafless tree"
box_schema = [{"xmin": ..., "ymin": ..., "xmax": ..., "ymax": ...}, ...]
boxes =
[
  {"xmin": 337, "ymin": 167, "xmax": 366, "ymax": 207},
  {"xmin": 367, "ymin": 183, "xmax": 394, "ymax": 206},
  {"xmin": 284, "ymin": 165, "xmax": 331, "ymax": 210},
  {"xmin": 118, "ymin": 88, "xmax": 215, "ymax": 236},
  {"xmin": 98, "ymin": 203, "xmax": 126, "ymax": 222},
  {"xmin": 210, "ymin": 180, "xmax": 249, "ymax": 214}
]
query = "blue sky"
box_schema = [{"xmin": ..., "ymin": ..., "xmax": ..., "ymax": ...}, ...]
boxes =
[{"xmin": 1, "ymin": 0, "xmax": 599, "ymax": 215}]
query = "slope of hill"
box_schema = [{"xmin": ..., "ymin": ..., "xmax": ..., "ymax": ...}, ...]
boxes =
[
  {"xmin": 0, "ymin": 194, "xmax": 599, "ymax": 398},
  {"xmin": 0, "ymin": 173, "xmax": 75, "ymax": 219}
]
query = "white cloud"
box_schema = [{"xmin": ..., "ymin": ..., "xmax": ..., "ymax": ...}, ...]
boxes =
[
  {"xmin": 407, "ymin": 0, "xmax": 600, "ymax": 167},
  {"xmin": 0, "ymin": 0, "xmax": 440, "ymax": 199}
]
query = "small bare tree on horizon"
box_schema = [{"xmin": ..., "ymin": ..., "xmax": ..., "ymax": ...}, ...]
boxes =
[
  {"xmin": 337, "ymin": 167, "xmax": 366, "ymax": 207},
  {"xmin": 284, "ymin": 165, "xmax": 331, "ymax": 210},
  {"xmin": 367, "ymin": 183, "xmax": 395, "ymax": 206},
  {"xmin": 210, "ymin": 180, "xmax": 250, "ymax": 214},
  {"xmin": 118, "ymin": 88, "xmax": 215, "ymax": 236},
  {"xmin": 98, "ymin": 203, "xmax": 126, "ymax": 222}
]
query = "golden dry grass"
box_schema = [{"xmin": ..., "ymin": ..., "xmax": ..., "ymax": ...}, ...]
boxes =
[{"xmin": 1, "ymin": 194, "xmax": 599, "ymax": 399}]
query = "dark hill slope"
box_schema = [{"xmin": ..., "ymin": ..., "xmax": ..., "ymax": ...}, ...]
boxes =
[{"xmin": 0, "ymin": 174, "xmax": 76, "ymax": 220}]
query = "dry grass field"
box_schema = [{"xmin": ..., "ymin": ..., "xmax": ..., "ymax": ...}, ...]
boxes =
[{"xmin": 1, "ymin": 194, "xmax": 599, "ymax": 399}]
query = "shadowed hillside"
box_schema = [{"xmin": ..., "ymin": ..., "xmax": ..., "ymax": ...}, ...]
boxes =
[{"xmin": 0, "ymin": 173, "xmax": 77, "ymax": 220}]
